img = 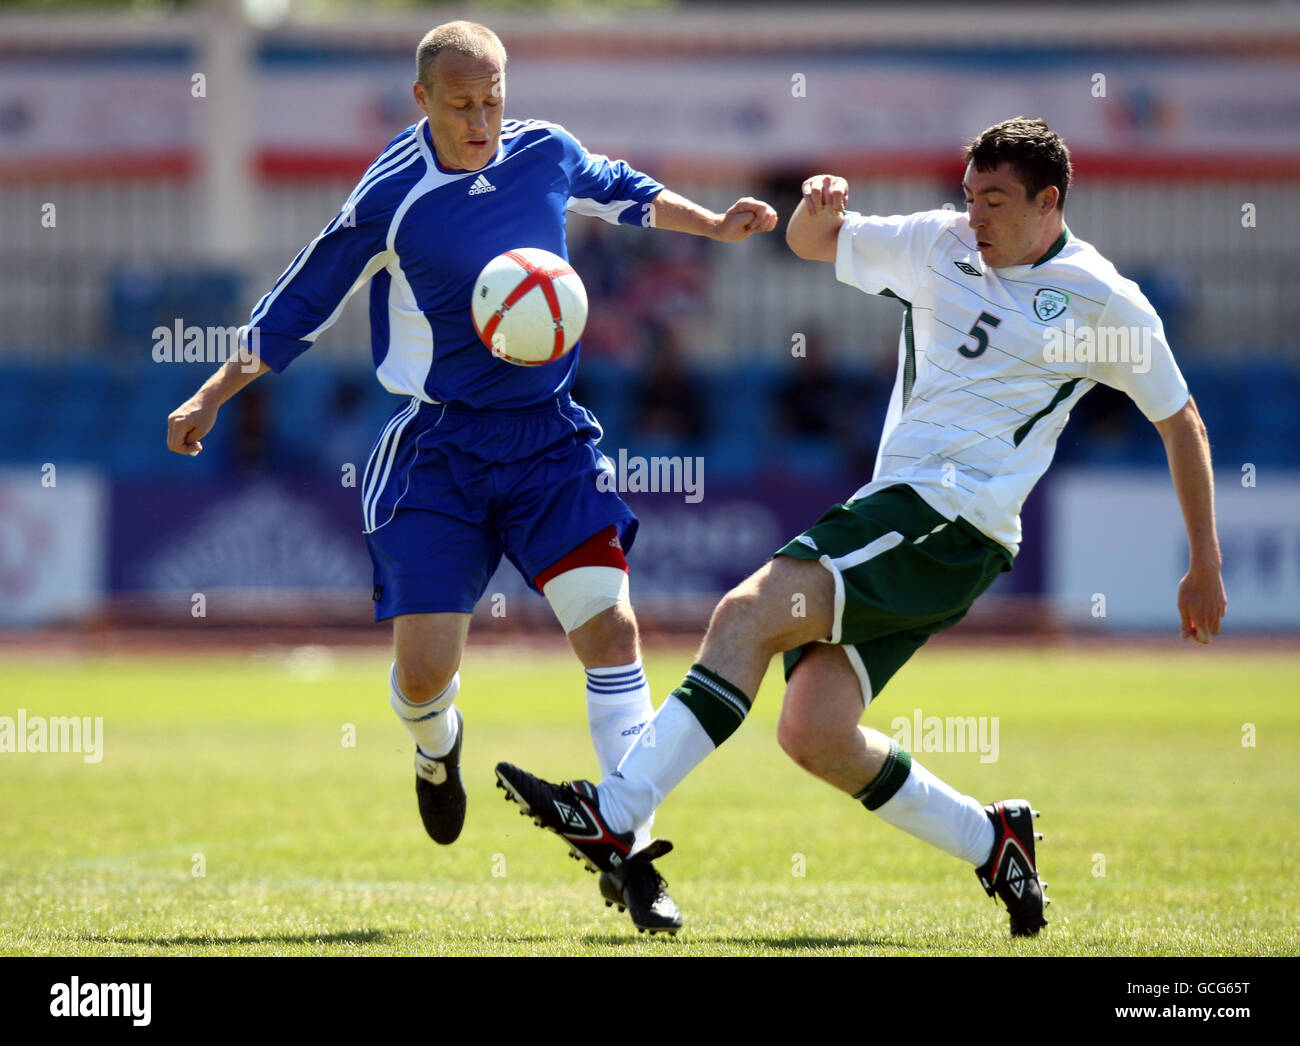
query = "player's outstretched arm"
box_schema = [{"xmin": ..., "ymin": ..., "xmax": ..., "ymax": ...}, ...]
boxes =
[
  {"xmin": 1153, "ymin": 395, "xmax": 1227, "ymax": 643},
  {"xmin": 649, "ymin": 188, "xmax": 777, "ymax": 242},
  {"xmin": 166, "ymin": 354, "xmax": 270, "ymax": 456},
  {"xmin": 786, "ymin": 174, "xmax": 849, "ymax": 262}
]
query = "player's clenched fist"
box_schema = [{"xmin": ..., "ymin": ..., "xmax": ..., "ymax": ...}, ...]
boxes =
[
  {"xmin": 713, "ymin": 197, "xmax": 779, "ymax": 242},
  {"xmin": 166, "ymin": 396, "xmax": 218, "ymax": 456},
  {"xmin": 801, "ymin": 175, "xmax": 849, "ymax": 216},
  {"xmin": 165, "ymin": 356, "xmax": 267, "ymax": 456},
  {"xmin": 1177, "ymin": 566, "xmax": 1227, "ymax": 645}
]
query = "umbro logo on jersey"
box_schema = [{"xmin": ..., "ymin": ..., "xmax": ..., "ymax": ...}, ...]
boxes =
[
  {"xmin": 795, "ymin": 535, "xmax": 818, "ymax": 551},
  {"xmin": 954, "ymin": 261, "xmax": 981, "ymax": 276},
  {"xmin": 467, "ymin": 174, "xmax": 496, "ymax": 196}
]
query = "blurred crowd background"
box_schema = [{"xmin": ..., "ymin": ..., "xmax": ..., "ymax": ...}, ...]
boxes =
[{"xmin": 1, "ymin": 0, "xmax": 1297, "ymax": 636}]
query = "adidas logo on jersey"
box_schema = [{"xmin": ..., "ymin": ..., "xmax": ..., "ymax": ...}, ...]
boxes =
[{"xmin": 467, "ymin": 174, "xmax": 496, "ymax": 196}]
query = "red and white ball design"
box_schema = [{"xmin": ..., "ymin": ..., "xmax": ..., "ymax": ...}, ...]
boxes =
[{"xmin": 470, "ymin": 247, "xmax": 589, "ymax": 366}]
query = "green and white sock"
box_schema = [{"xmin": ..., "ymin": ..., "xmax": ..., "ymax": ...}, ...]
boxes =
[
  {"xmin": 855, "ymin": 740, "xmax": 994, "ymax": 864},
  {"xmin": 597, "ymin": 664, "xmax": 750, "ymax": 834}
]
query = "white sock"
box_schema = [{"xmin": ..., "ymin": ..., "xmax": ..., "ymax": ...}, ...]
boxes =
[
  {"xmin": 585, "ymin": 663, "xmax": 654, "ymax": 775},
  {"xmin": 389, "ymin": 663, "xmax": 460, "ymax": 758},
  {"xmin": 585, "ymin": 662, "xmax": 655, "ymax": 851},
  {"xmin": 871, "ymin": 757, "xmax": 995, "ymax": 865},
  {"xmin": 598, "ymin": 693, "xmax": 716, "ymax": 835}
]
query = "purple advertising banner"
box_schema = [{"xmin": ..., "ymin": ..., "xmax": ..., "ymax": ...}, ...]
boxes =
[
  {"xmin": 109, "ymin": 473, "xmax": 1044, "ymax": 605},
  {"xmin": 109, "ymin": 479, "xmax": 373, "ymax": 595}
]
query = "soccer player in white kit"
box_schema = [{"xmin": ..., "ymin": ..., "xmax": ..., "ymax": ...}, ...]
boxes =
[{"xmin": 496, "ymin": 118, "xmax": 1227, "ymax": 936}]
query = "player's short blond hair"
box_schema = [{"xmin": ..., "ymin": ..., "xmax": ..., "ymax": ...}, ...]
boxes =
[{"xmin": 416, "ymin": 21, "xmax": 507, "ymax": 88}]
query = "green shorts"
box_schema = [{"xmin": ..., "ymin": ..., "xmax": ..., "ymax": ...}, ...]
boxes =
[{"xmin": 776, "ymin": 484, "xmax": 1012, "ymax": 704}]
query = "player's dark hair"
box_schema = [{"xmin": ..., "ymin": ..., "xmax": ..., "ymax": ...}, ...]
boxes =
[
  {"xmin": 965, "ymin": 117, "xmax": 1072, "ymax": 211},
  {"xmin": 416, "ymin": 21, "xmax": 507, "ymax": 88}
]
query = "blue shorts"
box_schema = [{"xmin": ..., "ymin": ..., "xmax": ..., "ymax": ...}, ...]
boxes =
[{"xmin": 361, "ymin": 395, "xmax": 637, "ymax": 621}]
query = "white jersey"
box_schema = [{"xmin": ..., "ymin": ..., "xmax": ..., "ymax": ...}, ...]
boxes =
[{"xmin": 836, "ymin": 209, "xmax": 1189, "ymax": 555}]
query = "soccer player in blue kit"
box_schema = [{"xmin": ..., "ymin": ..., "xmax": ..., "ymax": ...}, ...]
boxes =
[{"xmin": 166, "ymin": 20, "xmax": 778, "ymax": 934}]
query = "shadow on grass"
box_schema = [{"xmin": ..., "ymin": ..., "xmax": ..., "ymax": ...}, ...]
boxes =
[
  {"xmin": 74, "ymin": 929, "xmax": 392, "ymax": 948},
  {"xmin": 720, "ymin": 935, "xmax": 912, "ymax": 951},
  {"xmin": 574, "ymin": 933, "xmax": 908, "ymax": 950}
]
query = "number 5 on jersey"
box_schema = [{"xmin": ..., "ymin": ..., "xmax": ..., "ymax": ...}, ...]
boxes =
[{"xmin": 958, "ymin": 311, "xmax": 1002, "ymax": 359}]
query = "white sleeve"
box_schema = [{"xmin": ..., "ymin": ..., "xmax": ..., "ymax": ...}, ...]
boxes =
[
  {"xmin": 834, "ymin": 210, "xmax": 953, "ymax": 303},
  {"xmin": 1088, "ymin": 287, "xmax": 1189, "ymax": 422}
]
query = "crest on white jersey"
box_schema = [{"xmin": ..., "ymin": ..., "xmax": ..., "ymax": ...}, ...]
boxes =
[{"xmin": 1033, "ymin": 288, "xmax": 1069, "ymax": 322}]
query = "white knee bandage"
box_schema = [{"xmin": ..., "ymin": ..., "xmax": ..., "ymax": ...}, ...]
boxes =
[{"xmin": 543, "ymin": 566, "xmax": 630, "ymax": 634}]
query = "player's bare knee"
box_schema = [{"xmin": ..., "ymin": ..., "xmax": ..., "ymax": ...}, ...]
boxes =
[
  {"xmin": 391, "ymin": 613, "xmax": 469, "ymax": 702},
  {"xmin": 775, "ymin": 712, "xmax": 808, "ymax": 763},
  {"xmin": 395, "ymin": 659, "xmax": 458, "ymax": 704},
  {"xmin": 587, "ymin": 601, "xmax": 637, "ymax": 643},
  {"xmin": 713, "ymin": 557, "xmax": 835, "ymax": 655},
  {"xmin": 707, "ymin": 586, "xmax": 783, "ymax": 660},
  {"xmin": 707, "ymin": 587, "xmax": 750, "ymax": 636},
  {"xmin": 777, "ymin": 710, "xmax": 830, "ymax": 775},
  {"xmin": 569, "ymin": 603, "xmax": 639, "ymax": 666},
  {"xmin": 549, "ymin": 566, "xmax": 639, "ymax": 667},
  {"xmin": 778, "ymin": 647, "xmax": 860, "ymax": 775}
]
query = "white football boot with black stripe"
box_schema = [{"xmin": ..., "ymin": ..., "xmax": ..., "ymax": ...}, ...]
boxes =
[{"xmin": 974, "ymin": 799, "xmax": 1049, "ymax": 937}]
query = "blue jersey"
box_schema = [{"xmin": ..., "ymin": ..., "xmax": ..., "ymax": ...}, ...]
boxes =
[{"xmin": 244, "ymin": 117, "xmax": 663, "ymax": 410}]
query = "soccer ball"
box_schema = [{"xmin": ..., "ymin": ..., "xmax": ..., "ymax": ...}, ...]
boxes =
[{"xmin": 470, "ymin": 247, "xmax": 588, "ymax": 366}]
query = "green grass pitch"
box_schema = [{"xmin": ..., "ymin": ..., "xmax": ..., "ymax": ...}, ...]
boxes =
[{"xmin": 0, "ymin": 644, "xmax": 1295, "ymax": 956}]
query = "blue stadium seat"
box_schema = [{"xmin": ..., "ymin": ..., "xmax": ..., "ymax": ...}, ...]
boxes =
[
  {"xmin": 107, "ymin": 266, "xmax": 244, "ymax": 349},
  {"xmin": 701, "ymin": 432, "xmax": 761, "ymax": 481},
  {"xmin": 0, "ymin": 356, "xmax": 1294, "ymax": 481},
  {"xmin": 573, "ymin": 357, "xmax": 637, "ymax": 447},
  {"xmin": 1239, "ymin": 361, "xmax": 1300, "ymax": 467},
  {"xmin": 769, "ymin": 435, "xmax": 848, "ymax": 483},
  {"xmin": 699, "ymin": 363, "xmax": 780, "ymax": 446},
  {"xmin": 268, "ymin": 363, "xmax": 340, "ymax": 469},
  {"xmin": 0, "ymin": 367, "xmax": 36, "ymax": 460}
]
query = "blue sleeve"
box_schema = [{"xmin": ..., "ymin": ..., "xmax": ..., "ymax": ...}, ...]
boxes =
[
  {"xmin": 557, "ymin": 126, "xmax": 664, "ymax": 228},
  {"xmin": 242, "ymin": 180, "xmax": 395, "ymax": 373}
]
